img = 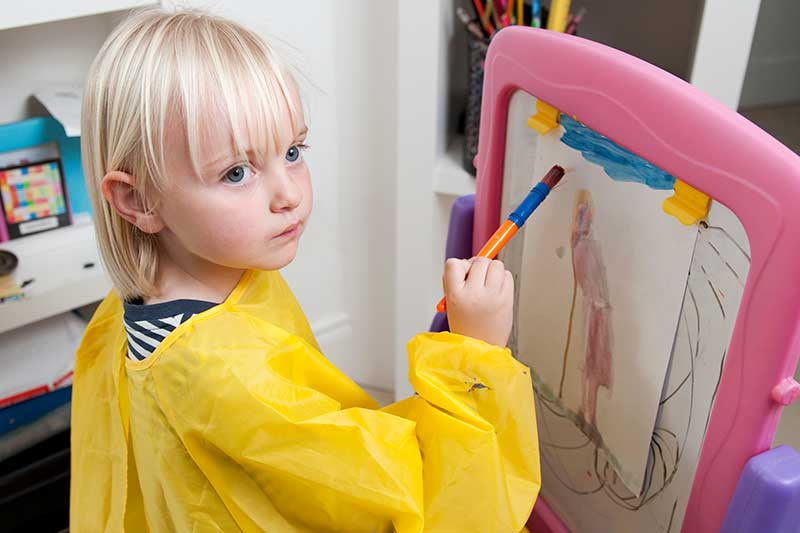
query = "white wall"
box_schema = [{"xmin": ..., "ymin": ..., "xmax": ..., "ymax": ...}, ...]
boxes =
[
  {"xmin": 395, "ymin": 0, "xmax": 453, "ymax": 399},
  {"xmin": 178, "ymin": 1, "xmax": 398, "ymax": 390},
  {"xmin": 331, "ymin": 2, "xmax": 398, "ymax": 391},
  {"xmin": 739, "ymin": 0, "xmax": 800, "ymax": 108}
]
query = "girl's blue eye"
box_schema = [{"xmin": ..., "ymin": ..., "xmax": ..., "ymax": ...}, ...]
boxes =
[
  {"xmin": 286, "ymin": 144, "xmax": 306, "ymax": 163},
  {"xmin": 223, "ymin": 165, "xmax": 252, "ymax": 184}
]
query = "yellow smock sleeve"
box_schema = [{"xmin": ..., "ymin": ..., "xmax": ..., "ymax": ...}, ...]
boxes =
[
  {"xmin": 151, "ymin": 321, "xmax": 538, "ymax": 532},
  {"xmin": 386, "ymin": 333, "xmax": 540, "ymax": 532}
]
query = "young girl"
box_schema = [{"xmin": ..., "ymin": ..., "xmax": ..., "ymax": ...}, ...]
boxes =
[{"xmin": 71, "ymin": 8, "xmax": 539, "ymax": 532}]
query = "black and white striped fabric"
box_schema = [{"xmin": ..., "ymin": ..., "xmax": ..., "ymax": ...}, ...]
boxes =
[{"xmin": 122, "ymin": 299, "xmax": 216, "ymax": 361}]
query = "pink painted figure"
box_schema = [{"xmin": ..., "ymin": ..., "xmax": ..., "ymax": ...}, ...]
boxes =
[{"xmin": 571, "ymin": 190, "xmax": 613, "ymax": 426}]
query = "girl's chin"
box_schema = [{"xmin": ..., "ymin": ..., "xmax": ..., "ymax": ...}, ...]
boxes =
[{"xmin": 260, "ymin": 243, "xmax": 300, "ymax": 271}]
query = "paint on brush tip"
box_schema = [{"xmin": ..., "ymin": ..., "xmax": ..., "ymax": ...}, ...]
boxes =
[
  {"xmin": 559, "ymin": 114, "xmax": 675, "ymax": 190},
  {"xmin": 542, "ymin": 165, "xmax": 566, "ymax": 188}
]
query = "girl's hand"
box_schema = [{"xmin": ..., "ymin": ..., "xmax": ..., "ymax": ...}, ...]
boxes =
[{"xmin": 443, "ymin": 257, "xmax": 513, "ymax": 347}]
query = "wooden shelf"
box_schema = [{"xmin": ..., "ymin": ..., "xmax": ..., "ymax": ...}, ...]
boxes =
[
  {"xmin": 433, "ymin": 137, "xmax": 476, "ymax": 197},
  {"xmin": 0, "ymin": 0, "xmax": 154, "ymax": 32},
  {"xmin": 0, "ymin": 220, "xmax": 110, "ymax": 334}
]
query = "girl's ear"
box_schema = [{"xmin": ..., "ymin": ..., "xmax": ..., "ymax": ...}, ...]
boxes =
[{"xmin": 101, "ymin": 171, "xmax": 165, "ymax": 234}]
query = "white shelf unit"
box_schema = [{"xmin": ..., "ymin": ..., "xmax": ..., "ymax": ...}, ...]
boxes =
[
  {"xmin": 0, "ymin": 0, "xmax": 153, "ymax": 31},
  {"xmin": 433, "ymin": 137, "xmax": 477, "ymax": 197},
  {"xmin": 0, "ymin": 3, "xmax": 156, "ymax": 335},
  {"xmin": 0, "ymin": 221, "xmax": 110, "ymax": 335}
]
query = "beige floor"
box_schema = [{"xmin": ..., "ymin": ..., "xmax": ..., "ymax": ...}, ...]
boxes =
[
  {"xmin": 362, "ymin": 386, "xmax": 394, "ymax": 407},
  {"xmin": 773, "ymin": 368, "xmax": 800, "ymax": 449},
  {"xmin": 740, "ymin": 102, "xmax": 800, "ymax": 154},
  {"xmin": 738, "ymin": 102, "xmax": 800, "ymax": 448},
  {"xmin": 775, "ymin": 408, "xmax": 800, "ymax": 447}
]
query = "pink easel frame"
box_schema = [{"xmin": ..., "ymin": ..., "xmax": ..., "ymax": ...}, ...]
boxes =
[{"xmin": 474, "ymin": 27, "xmax": 800, "ymax": 532}]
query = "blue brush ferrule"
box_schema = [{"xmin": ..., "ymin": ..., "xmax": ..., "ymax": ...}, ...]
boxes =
[{"xmin": 508, "ymin": 182, "xmax": 551, "ymax": 227}]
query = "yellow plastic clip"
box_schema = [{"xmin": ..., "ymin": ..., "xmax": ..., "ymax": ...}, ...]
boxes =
[
  {"xmin": 662, "ymin": 179, "xmax": 711, "ymax": 225},
  {"xmin": 528, "ymin": 100, "xmax": 560, "ymax": 134}
]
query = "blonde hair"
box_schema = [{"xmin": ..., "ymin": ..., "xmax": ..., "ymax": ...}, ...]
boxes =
[{"xmin": 82, "ymin": 7, "xmax": 301, "ymax": 299}]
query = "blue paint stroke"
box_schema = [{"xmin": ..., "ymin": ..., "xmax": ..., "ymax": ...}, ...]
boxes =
[{"xmin": 560, "ymin": 114, "xmax": 675, "ymax": 190}]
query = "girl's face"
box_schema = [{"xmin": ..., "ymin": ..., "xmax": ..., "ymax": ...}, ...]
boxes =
[{"xmin": 154, "ymin": 91, "xmax": 312, "ymax": 274}]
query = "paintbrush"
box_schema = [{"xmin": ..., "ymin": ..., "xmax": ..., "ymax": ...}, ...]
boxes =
[{"xmin": 436, "ymin": 165, "xmax": 566, "ymax": 312}]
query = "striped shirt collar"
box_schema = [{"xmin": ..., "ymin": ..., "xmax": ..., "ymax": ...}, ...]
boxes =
[{"xmin": 122, "ymin": 299, "xmax": 216, "ymax": 361}]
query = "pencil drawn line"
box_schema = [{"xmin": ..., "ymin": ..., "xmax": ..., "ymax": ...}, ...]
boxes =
[
  {"xmin": 701, "ymin": 223, "xmax": 750, "ymax": 261},
  {"xmin": 707, "ymin": 280, "xmax": 726, "ymax": 319}
]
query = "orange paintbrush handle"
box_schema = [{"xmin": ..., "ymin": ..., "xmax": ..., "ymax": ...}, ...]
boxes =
[
  {"xmin": 436, "ymin": 220, "xmax": 519, "ymax": 313},
  {"xmin": 476, "ymin": 219, "xmax": 518, "ymax": 258}
]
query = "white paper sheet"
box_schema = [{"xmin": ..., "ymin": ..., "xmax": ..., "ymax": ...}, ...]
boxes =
[
  {"xmin": 34, "ymin": 83, "xmax": 84, "ymax": 137},
  {"xmin": 502, "ymin": 90, "xmax": 751, "ymax": 531},
  {"xmin": 517, "ymin": 125, "xmax": 698, "ymax": 494}
]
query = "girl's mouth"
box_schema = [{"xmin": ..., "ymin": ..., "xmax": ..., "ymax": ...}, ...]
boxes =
[{"xmin": 276, "ymin": 221, "xmax": 302, "ymax": 239}]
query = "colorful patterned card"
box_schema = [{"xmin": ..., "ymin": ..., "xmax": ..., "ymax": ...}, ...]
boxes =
[{"xmin": 0, "ymin": 158, "xmax": 70, "ymax": 239}]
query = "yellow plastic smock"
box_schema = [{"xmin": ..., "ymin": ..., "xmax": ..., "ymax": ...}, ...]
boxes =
[{"xmin": 70, "ymin": 269, "xmax": 540, "ymax": 532}]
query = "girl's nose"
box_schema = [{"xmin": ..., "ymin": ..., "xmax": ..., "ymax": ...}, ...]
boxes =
[{"xmin": 269, "ymin": 170, "xmax": 302, "ymax": 213}]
